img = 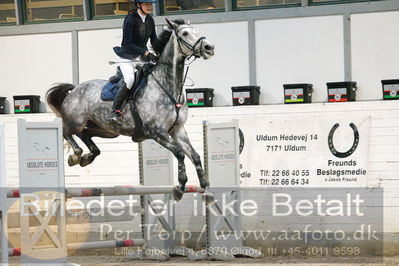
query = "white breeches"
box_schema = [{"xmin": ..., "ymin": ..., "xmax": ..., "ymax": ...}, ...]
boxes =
[{"xmin": 117, "ymin": 56, "xmax": 137, "ymax": 89}]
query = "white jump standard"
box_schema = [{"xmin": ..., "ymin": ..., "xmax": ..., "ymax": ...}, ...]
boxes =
[{"xmin": 192, "ymin": 120, "xmax": 261, "ymax": 260}]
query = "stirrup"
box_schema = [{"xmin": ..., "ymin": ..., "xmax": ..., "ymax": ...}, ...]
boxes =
[{"xmin": 109, "ymin": 110, "xmax": 124, "ymax": 124}]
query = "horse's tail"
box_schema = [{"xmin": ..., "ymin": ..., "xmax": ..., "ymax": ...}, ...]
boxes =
[{"xmin": 46, "ymin": 83, "xmax": 75, "ymax": 116}]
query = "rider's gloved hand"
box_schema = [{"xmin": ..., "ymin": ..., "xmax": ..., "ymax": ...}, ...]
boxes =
[{"xmin": 146, "ymin": 53, "xmax": 158, "ymax": 62}]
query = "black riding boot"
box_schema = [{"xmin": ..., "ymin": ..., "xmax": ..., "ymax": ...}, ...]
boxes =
[{"xmin": 109, "ymin": 85, "xmax": 131, "ymax": 124}]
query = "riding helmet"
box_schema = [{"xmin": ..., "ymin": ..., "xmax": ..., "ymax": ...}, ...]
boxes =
[{"xmin": 133, "ymin": 0, "xmax": 156, "ymax": 3}]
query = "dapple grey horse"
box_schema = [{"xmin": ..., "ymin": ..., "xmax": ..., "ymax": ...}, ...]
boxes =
[{"xmin": 46, "ymin": 18, "xmax": 215, "ymax": 200}]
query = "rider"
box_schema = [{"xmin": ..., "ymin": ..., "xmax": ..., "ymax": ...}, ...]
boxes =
[{"xmin": 109, "ymin": 0, "xmax": 158, "ymax": 124}]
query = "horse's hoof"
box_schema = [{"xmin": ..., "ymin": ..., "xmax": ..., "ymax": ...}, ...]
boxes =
[
  {"xmin": 199, "ymin": 178, "xmax": 210, "ymax": 189},
  {"xmin": 172, "ymin": 186, "xmax": 184, "ymax": 202},
  {"xmin": 202, "ymin": 192, "xmax": 215, "ymax": 204},
  {"xmin": 68, "ymin": 154, "xmax": 80, "ymax": 166},
  {"xmin": 79, "ymin": 154, "xmax": 92, "ymax": 167}
]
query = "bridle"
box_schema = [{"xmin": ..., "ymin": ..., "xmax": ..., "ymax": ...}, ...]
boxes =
[{"xmin": 174, "ymin": 25, "xmax": 206, "ymax": 59}]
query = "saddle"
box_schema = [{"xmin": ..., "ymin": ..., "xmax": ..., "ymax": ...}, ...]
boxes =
[{"xmin": 101, "ymin": 63, "xmax": 154, "ymax": 101}]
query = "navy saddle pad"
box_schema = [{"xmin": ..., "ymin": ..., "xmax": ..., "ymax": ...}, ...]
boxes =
[{"xmin": 101, "ymin": 82, "xmax": 120, "ymax": 101}]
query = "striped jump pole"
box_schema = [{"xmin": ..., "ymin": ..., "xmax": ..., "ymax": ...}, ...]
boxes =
[
  {"xmin": 6, "ymin": 185, "xmax": 205, "ymax": 198},
  {"xmin": 65, "ymin": 185, "xmax": 205, "ymax": 198},
  {"xmin": 67, "ymin": 239, "xmax": 146, "ymax": 251},
  {"xmin": 5, "ymin": 239, "xmax": 146, "ymax": 257}
]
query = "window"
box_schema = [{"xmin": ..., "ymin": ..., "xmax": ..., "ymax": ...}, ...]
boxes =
[
  {"xmin": 235, "ymin": 0, "xmax": 301, "ymax": 9},
  {"xmin": 24, "ymin": 0, "xmax": 84, "ymax": 21},
  {"xmin": 0, "ymin": 0, "xmax": 16, "ymax": 23},
  {"xmin": 310, "ymin": 0, "xmax": 381, "ymax": 3},
  {"xmin": 92, "ymin": 0, "xmax": 131, "ymax": 17},
  {"xmin": 162, "ymin": 0, "xmax": 225, "ymax": 13}
]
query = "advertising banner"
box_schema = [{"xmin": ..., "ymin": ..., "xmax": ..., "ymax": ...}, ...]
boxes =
[{"xmin": 239, "ymin": 115, "xmax": 370, "ymax": 187}]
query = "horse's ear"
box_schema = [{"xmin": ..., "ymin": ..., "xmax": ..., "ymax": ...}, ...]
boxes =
[
  {"xmin": 186, "ymin": 19, "xmax": 191, "ymax": 25},
  {"xmin": 165, "ymin": 18, "xmax": 178, "ymax": 30}
]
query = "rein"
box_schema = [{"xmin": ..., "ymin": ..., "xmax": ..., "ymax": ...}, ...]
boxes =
[
  {"xmin": 177, "ymin": 54, "xmax": 198, "ymax": 102},
  {"xmin": 150, "ymin": 55, "xmax": 198, "ymax": 107},
  {"xmin": 149, "ymin": 28, "xmax": 203, "ymax": 132}
]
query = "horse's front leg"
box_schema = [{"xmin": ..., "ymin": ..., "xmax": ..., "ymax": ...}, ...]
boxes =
[
  {"xmin": 171, "ymin": 127, "xmax": 209, "ymax": 189},
  {"xmin": 151, "ymin": 131, "xmax": 188, "ymax": 200}
]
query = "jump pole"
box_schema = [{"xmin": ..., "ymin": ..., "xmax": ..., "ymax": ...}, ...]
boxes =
[
  {"xmin": 65, "ymin": 185, "xmax": 205, "ymax": 198},
  {"xmin": 5, "ymin": 238, "xmax": 146, "ymax": 256}
]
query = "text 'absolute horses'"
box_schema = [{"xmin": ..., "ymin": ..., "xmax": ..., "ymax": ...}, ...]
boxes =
[{"xmin": 46, "ymin": 19, "xmax": 215, "ymax": 200}]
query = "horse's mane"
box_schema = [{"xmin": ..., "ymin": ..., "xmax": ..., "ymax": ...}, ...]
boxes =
[{"xmin": 153, "ymin": 19, "xmax": 186, "ymax": 55}]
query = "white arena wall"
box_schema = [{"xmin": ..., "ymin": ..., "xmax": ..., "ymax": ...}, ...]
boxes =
[
  {"xmin": 78, "ymin": 28, "xmax": 123, "ymax": 83},
  {"xmin": 1, "ymin": 10, "xmax": 399, "ymax": 107},
  {"xmin": 351, "ymin": 11, "xmax": 399, "ymax": 101},
  {"xmin": 255, "ymin": 15, "xmax": 345, "ymax": 104},
  {"xmin": 0, "ymin": 32, "xmax": 73, "ymax": 106}
]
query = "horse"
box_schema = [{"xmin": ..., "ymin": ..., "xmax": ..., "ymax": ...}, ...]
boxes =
[{"xmin": 46, "ymin": 18, "xmax": 215, "ymax": 200}]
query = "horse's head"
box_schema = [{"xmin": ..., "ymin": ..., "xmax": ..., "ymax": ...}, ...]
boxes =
[{"xmin": 166, "ymin": 18, "xmax": 215, "ymax": 60}]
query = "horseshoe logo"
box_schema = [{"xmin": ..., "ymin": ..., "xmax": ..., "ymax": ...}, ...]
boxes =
[
  {"xmin": 239, "ymin": 128, "xmax": 244, "ymax": 155},
  {"xmin": 328, "ymin": 123, "xmax": 359, "ymax": 158}
]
